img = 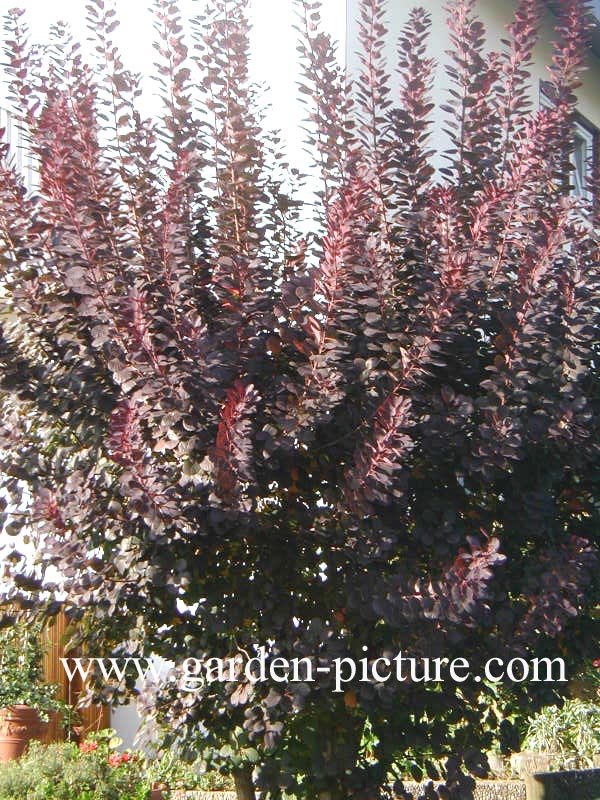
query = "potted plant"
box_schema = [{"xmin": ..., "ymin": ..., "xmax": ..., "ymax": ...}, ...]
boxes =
[
  {"xmin": 516, "ymin": 699, "xmax": 600, "ymax": 774},
  {"xmin": 145, "ymin": 750, "xmax": 181, "ymax": 799},
  {"xmin": 145, "ymin": 748, "xmax": 237, "ymax": 799},
  {"xmin": 0, "ymin": 622, "xmax": 64, "ymax": 761}
]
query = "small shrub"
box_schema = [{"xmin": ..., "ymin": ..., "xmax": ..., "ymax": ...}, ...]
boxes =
[
  {"xmin": 523, "ymin": 699, "xmax": 600, "ymax": 768},
  {"xmin": 0, "ymin": 624, "xmax": 65, "ymax": 721},
  {"xmin": 146, "ymin": 750, "xmax": 234, "ymax": 792},
  {"xmin": 194, "ymin": 771, "xmax": 235, "ymax": 792},
  {"xmin": 0, "ymin": 733, "xmax": 236, "ymax": 799},
  {"xmin": 0, "ymin": 733, "xmax": 149, "ymax": 800}
]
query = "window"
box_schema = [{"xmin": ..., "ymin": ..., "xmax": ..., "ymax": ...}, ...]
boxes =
[
  {"xmin": 571, "ymin": 118, "xmax": 596, "ymax": 201},
  {"xmin": 539, "ymin": 81, "xmax": 599, "ymax": 202}
]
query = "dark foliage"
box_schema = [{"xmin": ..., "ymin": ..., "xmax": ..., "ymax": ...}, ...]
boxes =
[{"xmin": 1, "ymin": 0, "xmax": 600, "ymax": 798}]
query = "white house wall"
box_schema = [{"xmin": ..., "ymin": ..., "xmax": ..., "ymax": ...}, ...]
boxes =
[{"xmin": 0, "ymin": 107, "xmax": 37, "ymax": 192}]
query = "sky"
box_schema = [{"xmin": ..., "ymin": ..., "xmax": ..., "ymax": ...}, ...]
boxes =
[{"xmin": 3, "ymin": 0, "xmax": 347, "ymax": 164}]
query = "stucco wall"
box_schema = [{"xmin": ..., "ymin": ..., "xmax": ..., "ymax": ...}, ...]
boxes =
[
  {"xmin": 110, "ymin": 702, "xmax": 143, "ymax": 750},
  {"xmin": 0, "ymin": 107, "xmax": 37, "ymax": 191}
]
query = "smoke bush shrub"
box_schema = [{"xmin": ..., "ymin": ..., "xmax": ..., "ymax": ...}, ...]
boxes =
[{"xmin": 1, "ymin": 0, "xmax": 600, "ymax": 798}]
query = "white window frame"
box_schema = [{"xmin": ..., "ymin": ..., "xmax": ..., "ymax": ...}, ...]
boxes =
[
  {"xmin": 539, "ymin": 85, "xmax": 597, "ymax": 202},
  {"xmin": 571, "ymin": 120, "xmax": 594, "ymax": 202}
]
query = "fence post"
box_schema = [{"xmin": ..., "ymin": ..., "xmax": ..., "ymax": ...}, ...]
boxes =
[{"xmin": 524, "ymin": 774, "xmax": 550, "ymax": 800}]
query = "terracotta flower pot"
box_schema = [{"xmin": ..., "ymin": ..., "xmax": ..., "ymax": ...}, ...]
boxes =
[
  {"xmin": 0, "ymin": 705, "xmax": 46, "ymax": 762},
  {"xmin": 150, "ymin": 785, "xmax": 167, "ymax": 800}
]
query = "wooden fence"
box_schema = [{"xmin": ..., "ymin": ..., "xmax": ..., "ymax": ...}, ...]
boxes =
[{"xmin": 42, "ymin": 612, "xmax": 109, "ymax": 742}]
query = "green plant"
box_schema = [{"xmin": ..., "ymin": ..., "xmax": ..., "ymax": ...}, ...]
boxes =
[
  {"xmin": 0, "ymin": 731, "xmax": 236, "ymax": 800},
  {"xmin": 0, "ymin": 733, "xmax": 150, "ymax": 800},
  {"xmin": 194, "ymin": 770, "xmax": 236, "ymax": 792},
  {"xmin": 0, "ymin": 624, "xmax": 63, "ymax": 721},
  {"xmin": 145, "ymin": 750, "xmax": 191, "ymax": 790},
  {"xmin": 145, "ymin": 748, "xmax": 235, "ymax": 792},
  {"xmin": 523, "ymin": 699, "xmax": 600, "ymax": 768},
  {"xmin": 568, "ymin": 655, "xmax": 600, "ymax": 701}
]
